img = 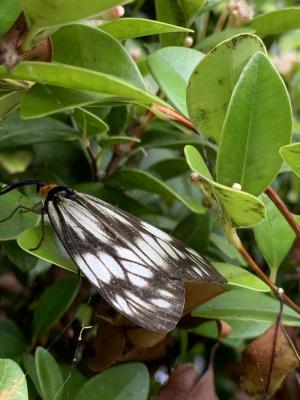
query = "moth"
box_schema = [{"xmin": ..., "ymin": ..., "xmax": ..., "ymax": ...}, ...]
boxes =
[{"xmin": 0, "ymin": 180, "xmax": 226, "ymax": 332}]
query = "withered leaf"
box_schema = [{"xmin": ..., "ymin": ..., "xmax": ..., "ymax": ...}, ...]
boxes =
[
  {"xmin": 183, "ymin": 282, "xmax": 226, "ymax": 315},
  {"xmin": 241, "ymin": 323, "xmax": 300, "ymax": 399}
]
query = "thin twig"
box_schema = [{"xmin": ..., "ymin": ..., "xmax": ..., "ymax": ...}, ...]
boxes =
[
  {"xmin": 265, "ymin": 290, "xmax": 284, "ymax": 396},
  {"xmin": 86, "ymin": 144, "xmax": 101, "ymax": 181},
  {"xmin": 105, "ymin": 109, "xmax": 154, "ymax": 176},
  {"xmin": 265, "ymin": 186, "xmax": 300, "ymax": 240},
  {"xmin": 237, "ymin": 242, "xmax": 300, "ymax": 314}
]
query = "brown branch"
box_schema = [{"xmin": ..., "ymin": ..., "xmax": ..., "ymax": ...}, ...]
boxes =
[
  {"xmin": 237, "ymin": 242, "xmax": 300, "ymax": 314},
  {"xmin": 105, "ymin": 109, "xmax": 154, "ymax": 176},
  {"xmin": 265, "ymin": 186, "xmax": 300, "ymax": 240},
  {"xmin": 86, "ymin": 144, "xmax": 101, "ymax": 181}
]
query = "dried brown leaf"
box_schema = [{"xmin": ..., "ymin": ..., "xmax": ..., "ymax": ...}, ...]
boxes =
[
  {"xmin": 241, "ymin": 323, "xmax": 300, "ymax": 399},
  {"xmin": 126, "ymin": 327, "xmax": 167, "ymax": 348},
  {"xmin": 183, "ymin": 282, "xmax": 226, "ymax": 315},
  {"xmin": 87, "ymin": 319, "xmax": 125, "ymax": 372}
]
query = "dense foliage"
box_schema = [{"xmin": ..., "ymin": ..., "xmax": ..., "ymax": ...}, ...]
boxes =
[{"xmin": 1, "ymin": 0, "xmax": 300, "ymax": 399}]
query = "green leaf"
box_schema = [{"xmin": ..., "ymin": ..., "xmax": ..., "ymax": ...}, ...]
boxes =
[
  {"xmin": 52, "ymin": 24, "xmax": 145, "ymax": 90},
  {"xmin": 0, "ymin": 111, "xmax": 80, "ymax": 149},
  {"xmin": 0, "ymin": 316, "xmax": 27, "ymax": 360},
  {"xmin": 178, "ymin": 0, "xmax": 207, "ymax": 25},
  {"xmin": 141, "ymin": 124, "xmax": 204, "ymax": 150},
  {"xmin": 32, "ymin": 277, "xmax": 79, "ymax": 340},
  {"xmin": 210, "ymin": 233, "xmax": 247, "ymax": 266},
  {"xmin": 253, "ymin": 194, "xmax": 296, "ymax": 274},
  {"xmin": 149, "ymin": 158, "xmax": 189, "ymax": 180},
  {"xmin": 60, "ymin": 364, "xmax": 87, "ymax": 400},
  {"xmin": 194, "ymin": 319, "xmax": 270, "ymax": 341},
  {"xmin": 0, "ymin": 149, "xmax": 32, "ymax": 174},
  {"xmin": 21, "ymin": 85, "xmax": 112, "ymax": 119},
  {"xmin": 280, "ymin": 143, "xmax": 300, "ymax": 177},
  {"xmin": 74, "ymin": 363, "xmax": 149, "ymax": 400},
  {"xmin": 185, "ymin": 145, "xmax": 266, "ymax": 227},
  {"xmin": 59, "ymin": 364, "xmax": 87, "ymax": 400},
  {"xmin": 192, "ymin": 288, "xmax": 300, "ymax": 326},
  {"xmin": 213, "ymin": 262, "xmax": 270, "ymax": 292},
  {"xmin": 2, "ymin": 240, "xmax": 39, "ymax": 272},
  {"xmin": 217, "ymin": 52, "xmax": 292, "ymax": 196},
  {"xmin": 0, "ymin": 90, "xmax": 25, "ymax": 119},
  {"xmin": 0, "ymin": 0, "xmax": 22, "ymax": 36},
  {"xmin": 0, "ymin": 62, "xmax": 165, "ymax": 108},
  {"xmin": 22, "ymin": 354, "xmax": 42, "ymax": 397},
  {"xmin": 0, "ymin": 359, "xmax": 28, "ymax": 400},
  {"xmin": 100, "ymin": 18, "xmax": 192, "ymax": 40},
  {"xmin": 173, "ymin": 212, "xmax": 210, "ymax": 253},
  {"xmin": 187, "ymin": 33, "xmax": 266, "ymax": 142},
  {"xmin": 23, "ymin": 0, "xmax": 132, "ymax": 33},
  {"xmin": 0, "ymin": 190, "xmax": 40, "ymax": 240},
  {"xmin": 155, "ymin": 0, "xmax": 186, "ymax": 47},
  {"xmin": 147, "ymin": 47, "xmax": 203, "ymax": 115},
  {"xmin": 108, "ymin": 168, "xmax": 205, "ymax": 214},
  {"xmin": 249, "ymin": 8, "xmax": 300, "ymax": 38},
  {"xmin": 17, "ymin": 223, "xmax": 77, "ymax": 273},
  {"xmin": 74, "ymin": 108, "xmax": 108, "ymax": 137},
  {"xmin": 35, "ymin": 347, "xmax": 64, "ymax": 400},
  {"xmin": 100, "ymin": 135, "xmax": 140, "ymax": 147},
  {"xmin": 196, "ymin": 28, "xmax": 254, "ymax": 51}
]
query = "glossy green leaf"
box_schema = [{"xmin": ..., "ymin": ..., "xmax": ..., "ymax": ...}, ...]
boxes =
[
  {"xmin": 0, "ymin": 359, "xmax": 28, "ymax": 400},
  {"xmin": 196, "ymin": 28, "xmax": 254, "ymax": 51},
  {"xmin": 217, "ymin": 52, "xmax": 292, "ymax": 195},
  {"xmin": 52, "ymin": 24, "xmax": 145, "ymax": 89},
  {"xmin": 99, "ymin": 135, "xmax": 140, "ymax": 147},
  {"xmin": 141, "ymin": 123, "xmax": 204, "ymax": 150},
  {"xmin": 2, "ymin": 240, "xmax": 39, "ymax": 272},
  {"xmin": 108, "ymin": 168, "xmax": 205, "ymax": 214},
  {"xmin": 21, "ymin": 85, "xmax": 112, "ymax": 119},
  {"xmin": 280, "ymin": 143, "xmax": 300, "ymax": 177},
  {"xmin": 194, "ymin": 319, "xmax": 270, "ymax": 341},
  {"xmin": 0, "ymin": 90, "xmax": 25, "ymax": 119},
  {"xmin": 17, "ymin": 223, "xmax": 77, "ymax": 273},
  {"xmin": 0, "ymin": 316, "xmax": 27, "ymax": 360},
  {"xmin": 0, "ymin": 190, "xmax": 40, "ymax": 240},
  {"xmin": 210, "ymin": 233, "xmax": 247, "ymax": 266},
  {"xmin": 149, "ymin": 158, "xmax": 189, "ymax": 180},
  {"xmin": 192, "ymin": 288, "xmax": 300, "ymax": 326},
  {"xmin": 23, "ymin": 0, "xmax": 132, "ymax": 32},
  {"xmin": 253, "ymin": 194, "xmax": 296, "ymax": 273},
  {"xmin": 100, "ymin": 18, "xmax": 192, "ymax": 40},
  {"xmin": 213, "ymin": 262, "xmax": 270, "ymax": 292},
  {"xmin": 178, "ymin": 0, "xmax": 207, "ymax": 25},
  {"xmin": 147, "ymin": 47, "xmax": 203, "ymax": 115},
  {"xmin": 0, "ymin": 111, "xmax": 80, "ymax": 149},
  {"xmin": 249, "ymin": 8, "xmax": 300, "ymax": 38},
  {"xmin": 60, "ymin": 364, "xmax": 87, "ymax": 400},
  {"xmin": 32, "ymin": 277, "xmax": 79, "ymax": 340},
  {"xmin": 0, "ymin": 148, "xmax": 32, "ymax": 174},
  {"xmin": 173, "ymin": 212, "xmax": 210, "ymax": 253},
  {"xmin": 0, "ymin": 0, "xmax": 22, "ymax": 36},
  {"xmin": 74, "ymin": 363, "xmax": 149, "ymax": 400},
  {"xmin": 155, "ymin": 0, "xmax": 186, "ymax": 47},
  {"xmin": 74, "ymin": 108, "xmax": 108, "ymax": 137},
  {"xmin": 187, "ymin": 34, "xmax": 266, "ymax": 142},
  {"xmin": 0, "ymin": 62, "xmax": 165, "ymax": 108},
  {"xmin": 22, "ymin": 353, "xmax": 42, "ymax": 397},
  {"xmin": 35, "ymin": 347, "xmax": 64, "ymax": 400},
  {"xmin": 185, "ymin": 145, "xmax": 266, "ymax": 227}
]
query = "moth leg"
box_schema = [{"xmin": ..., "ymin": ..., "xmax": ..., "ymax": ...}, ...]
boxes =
[
  {"xmin": 0, "ymin": 202, "xmax": 42, "ymax": 222},
  {"xmin": 20, "ymin": 201, "xmax": 43, "ymax": 214},
  {"xmin": 29, "ymin": 209, "xmax": 46, "ymax": 251}
]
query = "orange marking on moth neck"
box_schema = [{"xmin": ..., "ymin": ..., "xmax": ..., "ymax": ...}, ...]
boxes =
[{"xmin": 39, "ymin": 184, "xmax": 58, "ymax": 197}]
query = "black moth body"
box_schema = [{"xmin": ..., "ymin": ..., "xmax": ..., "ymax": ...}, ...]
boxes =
[{"xmin": 0, "ymin": 181, "xmax": 226, "ymax": 332}]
